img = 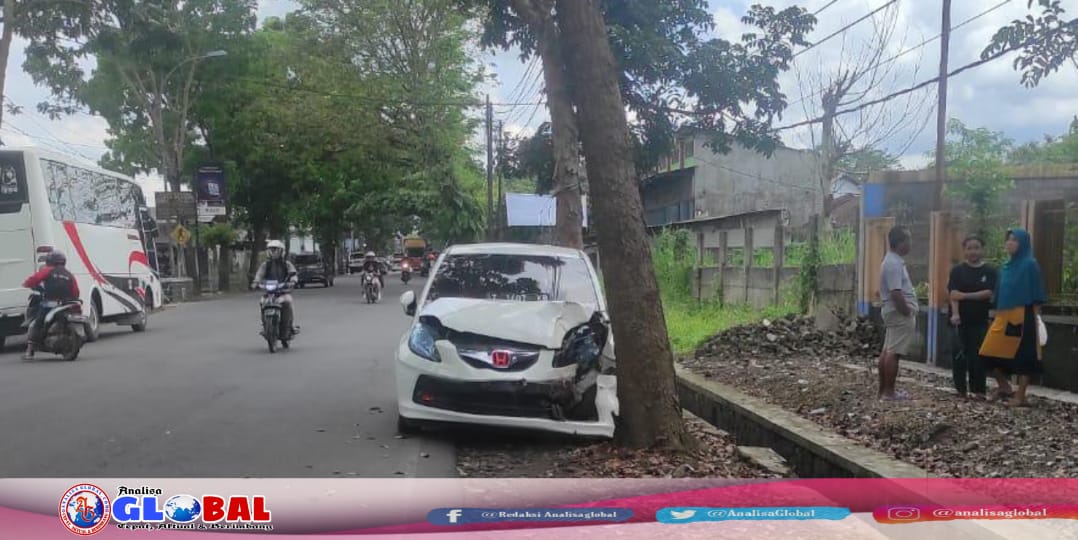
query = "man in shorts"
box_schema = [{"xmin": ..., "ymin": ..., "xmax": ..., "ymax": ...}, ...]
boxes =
[{"xmin": 878, "ymin": 226, "xmax": 918, "ymax": 401}]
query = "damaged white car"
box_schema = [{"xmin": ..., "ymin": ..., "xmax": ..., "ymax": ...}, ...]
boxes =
[{"xmin": 395, "ymin": 243, "xmax": 618, "ymax": 438}]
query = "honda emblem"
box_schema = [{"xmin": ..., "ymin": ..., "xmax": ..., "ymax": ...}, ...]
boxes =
[{"xmin": 491, "ymin": 350, "xmax": 511, "ymax": 368}]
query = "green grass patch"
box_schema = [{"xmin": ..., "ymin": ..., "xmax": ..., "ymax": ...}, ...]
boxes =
[{"xmin": 664, "ymin": 299, "xmax": 796, "ymax": 355}]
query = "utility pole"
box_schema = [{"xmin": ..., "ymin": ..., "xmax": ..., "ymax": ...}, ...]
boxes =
[
  {"xmin": 933, "ymin": 0, "xmax": 951, "ymax": 211},
  {"xmin": 485, "ymin": 94, "xmax": 494, "ymax": 240},
  {"xmin": 497, "ymin": 120, "xmax": 505, "ymax": 240}
]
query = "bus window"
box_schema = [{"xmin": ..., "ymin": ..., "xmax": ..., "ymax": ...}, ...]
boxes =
[
  {"xmin": 0, "ymin": 152, "xmax": 27, "ymax": 213},
  {"xmin": 42, "ymin": 159, "xmax": 140, "ymax": 229}
]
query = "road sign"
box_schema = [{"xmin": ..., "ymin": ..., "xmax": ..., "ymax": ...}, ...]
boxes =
[
  {"xmin": 156, "ymin": 191, "xmax": 196, "ymax": 220},
  {"xmin": 198, "ymin": 202, "xmax": 227, "ymax": 217},
  {"xmin": 171, "ymin": 224, "xmax": 191, "ymax": 246},
  {"xmin": 195, "ymin": 164, "xmax": 227, "ymax": 203}
]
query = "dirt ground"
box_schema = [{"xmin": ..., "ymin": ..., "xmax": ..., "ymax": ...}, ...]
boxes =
[
  {"xmin": 456, "ymin": 414, "xmax": 785, "ymax": 478},
  {"xmin": 680, "ymin": 315, "xmax": 1078, "ymax": 478}
]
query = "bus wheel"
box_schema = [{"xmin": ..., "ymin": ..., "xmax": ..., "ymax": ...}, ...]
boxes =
[
  {"xmin": 132, "ymin": 308, "xmax": 148, "ymax": 332},
  {"xmin": 84, "ymin": 298, "xmax": 102, "ymax": 342}
]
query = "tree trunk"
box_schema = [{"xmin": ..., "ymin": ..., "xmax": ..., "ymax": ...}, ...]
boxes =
[
  {"xmin": 0, "ymin": 0, "xmax": 16, "ymax": 143},
  {"xmin": 218, "ymin": 245, "xmax": 231, "ymax": 292},
  {"xmin": 512, "ymin": 0, "xmax": 585, "ymax": 249},
  {"xmin": 247, "ymin": 225, "xmax": 266, "ymax": 288},
  {"xmin": 555, "ymin": 0, "xmax": 687, "ymax": 449}
]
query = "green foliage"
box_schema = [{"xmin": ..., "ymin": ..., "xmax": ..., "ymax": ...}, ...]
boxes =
[
  {"xmin": 652, "ymin": 228, "xmax": 695, "ymax": 301},
  {"xmin": 797, "ymin": 225, "xmax": 820, "ymax": 315},
  {"xmin": 783, "ymin": 229, "xmax": 856, "ymax": 266},
  {"xmin": 939, "ymin": 119, "xmax": 1015, "ymax": 237},
  {"xmin": 1065, "ymin": 205, "xmax": 1078, "ymax": 299},
  {"xmin": 1008, "ymin": 117, "xmax": 1078, "ymax": 165},
  {"xmin": 983, "ymin": 0, "xmax": 1076, "ymax": 87},
  {"xmin": 475, "ymin": 1, "xmax": 815, "ymax": 170},
  {"xmin": 195, "ymin": 223, "xmax": 238, "ymax": 247}
]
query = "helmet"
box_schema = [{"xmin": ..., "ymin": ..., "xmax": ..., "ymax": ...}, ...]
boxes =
[
  {"xmin": 266, "ymin": 240, "xmax": 285, "ymax": 259},
  {"xmin": 365, "ymin": 251, "xmax": 375, "ymax": 258},
  {"xmin": 45, "ymin": 251, "xmax": 67, "ymax": 266}
]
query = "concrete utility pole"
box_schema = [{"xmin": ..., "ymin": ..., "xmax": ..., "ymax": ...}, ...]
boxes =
[
  {"xmin": 497, "ymin": 120, "xmax": 505, "ymax": 240},
  {"xmin": 933, "ymin": 0, "xmax": 951, "ymax": 211},
  {"xmin": 485, "ymin": 94, "xmax": 494, "ymax": 240}
]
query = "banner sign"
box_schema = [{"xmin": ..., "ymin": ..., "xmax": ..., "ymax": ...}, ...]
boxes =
[
  {"xmin": 194, "ymin": 164, "xmax": 226, "ymax": 204},
  {"xmin": 155, "ymin": 191, "xmax": 196, "ymax": 221}
]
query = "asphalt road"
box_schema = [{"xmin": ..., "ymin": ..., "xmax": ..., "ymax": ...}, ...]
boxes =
[{"xmin": 0, "ymin": 274, "xmax": 455, "ymax": 477}]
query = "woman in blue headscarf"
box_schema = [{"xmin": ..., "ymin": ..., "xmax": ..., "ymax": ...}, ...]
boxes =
[{"xmin": 980, "ymin": 229, "xmax": 1047, "ymax": 407}]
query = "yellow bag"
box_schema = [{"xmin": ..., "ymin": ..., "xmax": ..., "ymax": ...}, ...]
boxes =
[{"xmin": 980, "ymin": 307, "xmax": 1025, "ymax": 360}]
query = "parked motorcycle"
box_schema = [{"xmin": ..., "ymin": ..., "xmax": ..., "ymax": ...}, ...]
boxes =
[
  {"xmin": 259, "ymin": 278, "xmax": 296, "ymax": 353},
  {"xmin": 400, "ymin": 261, "xmax": 412, "ymax": 284},
  {"xmin": 362, "ymin": 270, "xmax": 381, "ymax": 304},
  {"xmin": 22, "ymin": 290, "xmax": 85, "ymax": 361}
]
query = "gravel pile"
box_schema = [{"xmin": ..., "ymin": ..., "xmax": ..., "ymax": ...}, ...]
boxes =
[{"xmin": 681, "ymin": 318, "xmax": 1078, "ymax": 478}]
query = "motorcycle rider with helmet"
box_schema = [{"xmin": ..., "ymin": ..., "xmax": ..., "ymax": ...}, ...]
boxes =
[
  {"xmin": 22, "ymin": 251, "xmax": 79, "ymax": 360},
  {"xmin": 360, "ymin": 251, "xmax": 385, "ymax": 299},
  {"xmin": 252, "ymin": 240, "xmax": 299, "ymax": 336}
]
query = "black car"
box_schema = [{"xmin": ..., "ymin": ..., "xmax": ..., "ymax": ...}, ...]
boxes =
[{"xmin": 292, "ymin": 252, "xmax": 334, "ymax": 288}]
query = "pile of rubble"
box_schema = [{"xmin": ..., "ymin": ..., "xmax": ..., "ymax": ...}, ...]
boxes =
[{"xmin": 693, "ymin": 312, "xmax": 882, "ymax": 361}]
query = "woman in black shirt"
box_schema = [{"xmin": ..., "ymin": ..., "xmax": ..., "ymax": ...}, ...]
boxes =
[{"xmin": 947, "ymin": 235, "xmax": 1000, "ymax": 400}]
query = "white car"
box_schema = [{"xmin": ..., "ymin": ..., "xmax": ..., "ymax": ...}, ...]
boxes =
[{"xmin": 395, "ymin": 243, "xmax": 618, "ymax": 438}]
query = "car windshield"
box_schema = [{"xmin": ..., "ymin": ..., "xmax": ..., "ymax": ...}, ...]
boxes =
[
  {"xmin": 427, "ymin": 253, "xmax": 599, "ymax": 305},
  {"xmin": 294, "ymin": 255, "xmax": 321, "ymax": 265}
]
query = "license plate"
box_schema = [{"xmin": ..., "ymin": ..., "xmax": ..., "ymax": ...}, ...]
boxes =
[{"xmin": 67, "ymin": 315, "xmax": 87, "ymax": 324}]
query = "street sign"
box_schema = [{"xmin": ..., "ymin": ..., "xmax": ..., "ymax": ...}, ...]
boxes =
[
  {"xmin": 156, "ymin": 191, "xmax": 196, "ymax": 220},
  {"xmin": 195, "ymin": 164, "xmax": 227, "ymax": 203},
  {"xmin": 171, "ymin": 224, "xmax": 191, "ymax": 246},
  {"xmin": 198, "ymin": 202, "xmax": 227, "ymax": 217}
]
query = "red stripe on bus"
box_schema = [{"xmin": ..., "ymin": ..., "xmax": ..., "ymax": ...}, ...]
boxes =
[
  {"xmin": 129, "ymin": 251, "xmax": 149, "ymax": 270},
  {"xmin": 62, "ymin": 221, "xmax": 107, "ymax": 285}
]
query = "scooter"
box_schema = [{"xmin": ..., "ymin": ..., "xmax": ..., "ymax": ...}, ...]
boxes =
[
  {"xmin": 401, "ymin": 261, "xmax": 412, "ymax": 284},
  {"xmin": 362, "ymin": 271, "xmax": 381, "ymax": 304},
  {"xmin": 259, "ymin": 277, "xmax": 297, "ymax": 353},
  {"xmin": 22, "ymin": 290, "xmax": 85, "ymax": 361}
]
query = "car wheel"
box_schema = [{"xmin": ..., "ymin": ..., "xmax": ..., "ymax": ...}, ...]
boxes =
[{"xmin": 397, "ymin": 415, "xmax": 421, "ymax": 435}]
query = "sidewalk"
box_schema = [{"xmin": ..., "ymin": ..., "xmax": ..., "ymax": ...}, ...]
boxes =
[{"xmin": 900, "ymin": 360, "xmax": 1078, "ymax": 406}]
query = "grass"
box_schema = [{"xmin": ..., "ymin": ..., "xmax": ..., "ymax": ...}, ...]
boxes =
[
  {"xmin": 651, "ymin": 228, "xmax": 796, "ymax": 355},
  {"xmin": 664, "ymin": 299, "xmax": 795, "ymax": 355}
]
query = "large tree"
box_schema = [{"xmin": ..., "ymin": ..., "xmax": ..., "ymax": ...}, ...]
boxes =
[{"xmin": 25, "ymin": 0, "xmax": 257, "ymax": 191}]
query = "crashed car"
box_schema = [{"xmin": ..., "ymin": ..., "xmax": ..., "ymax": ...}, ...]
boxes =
[{"xmin": 395, "ymin": 243, "xmax": 617, "ymax": 438}]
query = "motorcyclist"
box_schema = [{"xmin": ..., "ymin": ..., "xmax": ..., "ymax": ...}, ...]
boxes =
[
  {"xmin": 360, "ymin": 251, "xmax": 385, "ymax": 297},
  {"xmin": 252, "ymin": 240, "xmax": 298, "ymax": 336},
  {"xmin": 22, "ymin": 251, "xmax": 80, "ymax": 359}
]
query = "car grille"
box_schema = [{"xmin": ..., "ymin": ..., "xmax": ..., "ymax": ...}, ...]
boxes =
[
  {"xmin": 449, "ymin": 335, "xmax": 543, "ymax": 372},
  {"xmin": 412, "ymin": 375, "xmax": 596, "ymax": 420}
]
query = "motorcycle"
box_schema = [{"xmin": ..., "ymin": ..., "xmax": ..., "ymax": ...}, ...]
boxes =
[
  {"xmin": 259, "ymin": 277, "xmax": 296, "ymax": 353},
  {"xmin": 22, "ymin": 290, "xmax": 85, "ymax": 361},
  {"xmin": 400, "ymin": 261, "xmax": 412, "ymax": 284},
  {"xmin": 362, "ymin": 270, "xmax": 381, "ymax": 304}
]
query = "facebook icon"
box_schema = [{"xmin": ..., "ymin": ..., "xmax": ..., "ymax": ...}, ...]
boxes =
[{"xmin": 446, "ymin": 509, "xmax": 463, "ymax": 524}]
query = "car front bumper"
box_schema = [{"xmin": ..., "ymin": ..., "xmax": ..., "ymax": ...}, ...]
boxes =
[{"xmin": 395, "ymin": 338, "xmax": 617, "ymax": 438}]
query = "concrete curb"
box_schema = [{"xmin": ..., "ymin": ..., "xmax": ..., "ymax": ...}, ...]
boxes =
[{"xmin": 675, "ymin": 366, "xmax": 930, "ymax": 479}]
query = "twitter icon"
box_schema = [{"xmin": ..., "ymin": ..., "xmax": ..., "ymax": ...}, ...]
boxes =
[{"xmin": 657, "ymin": 508, "xmax": 702, "ymax": 523}]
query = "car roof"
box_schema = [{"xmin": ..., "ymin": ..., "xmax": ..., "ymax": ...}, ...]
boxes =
[{"xmin": 445, "ymin": 242, "xmax": 585, "ymax": 258}]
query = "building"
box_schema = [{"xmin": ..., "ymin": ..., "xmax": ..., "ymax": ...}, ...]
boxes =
[{"xmin": 640, "ymin": 131, "xmax": 823, "ymax": 229}]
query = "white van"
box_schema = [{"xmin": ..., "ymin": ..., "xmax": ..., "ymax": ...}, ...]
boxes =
[{"xmin": 0, "ymin": 148, "xmax": 163, "ymax": 348}]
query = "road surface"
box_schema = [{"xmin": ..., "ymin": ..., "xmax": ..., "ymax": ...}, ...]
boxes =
[{"xmin": 0, "ymin": 275, "xmax": 455, "ymax": 477}]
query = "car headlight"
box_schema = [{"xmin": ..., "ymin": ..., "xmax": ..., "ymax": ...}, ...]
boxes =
[{"xmin": 408, "ymin": 321, "xmax": 442, "ymax": 362}]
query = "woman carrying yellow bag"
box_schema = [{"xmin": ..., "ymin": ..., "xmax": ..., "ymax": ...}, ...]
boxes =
[{"xmin": 980, "ymin": 229, "xmax": 1047, "ymax": 407}]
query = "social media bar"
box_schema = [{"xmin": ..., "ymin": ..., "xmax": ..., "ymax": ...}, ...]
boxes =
[
  {"xmin": 657, "ymin": 507, "xmax": 851, "ymax": 524},
  {"xmin": 427, "ymin": 507, "xmax": 634, "ymax": 526},
  {"xmin": 874, "ymin": 505, "xmax": 1078, "ymax": 524}
]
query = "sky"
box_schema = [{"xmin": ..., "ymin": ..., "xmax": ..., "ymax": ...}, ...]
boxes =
[{"xmin": 2, "ymin": 0, "xmax": 1075, "ymax": 205}]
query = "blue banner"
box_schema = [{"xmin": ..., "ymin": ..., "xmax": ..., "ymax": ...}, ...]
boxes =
[
  {"xmin": 195, "ymin": 164, "xmax": 226, "ymax": 204},
  {"xmin": 656, "ymin": 507, "xmax": 852, "ymax": 524}
]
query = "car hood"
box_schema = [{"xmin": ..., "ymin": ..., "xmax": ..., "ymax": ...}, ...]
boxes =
[{"xmin": 418, "ymin": 298, "xmax": 596, "ymax": 349}]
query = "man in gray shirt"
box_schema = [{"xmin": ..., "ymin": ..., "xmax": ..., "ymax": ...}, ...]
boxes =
[{"xmin": 878, "ymin": 226, "xmax": 918, "ymax": 400}]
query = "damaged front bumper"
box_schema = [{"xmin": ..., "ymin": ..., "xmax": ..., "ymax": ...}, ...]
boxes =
[{"xmin": 395, "ymin": 338, "xmax": 618, "ymax": 438}]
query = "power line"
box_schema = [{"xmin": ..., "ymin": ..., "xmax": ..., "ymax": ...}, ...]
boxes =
[
  {"xmin": 793, "ymin": 0, "xmax": 901, "ymax": 59},
  {"xmin": 813, "ymin": 0, "xmax": 842, "ymax": 16},
  {"xmin": 789, "ymin": 0, "xmax": 1013, "ymax": 107},
  {"xmin": 777, "ymin": 28, "xmax": 1047, "ymax": 132}
]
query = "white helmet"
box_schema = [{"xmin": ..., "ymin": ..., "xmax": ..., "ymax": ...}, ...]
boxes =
[
  {"xmin": 365, "ymin": 251, "xmax": 376, "ymax": 258},
  {"xmin": 267, "ymin": 240, "xmax": 285, "ymax": 259}
]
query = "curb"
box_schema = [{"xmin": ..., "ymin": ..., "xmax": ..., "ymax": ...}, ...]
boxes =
[{"xmin": 675, "ymin": 366, "xmax": 930, "ymax": 479}]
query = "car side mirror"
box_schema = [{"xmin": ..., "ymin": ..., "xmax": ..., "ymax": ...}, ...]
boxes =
[{"xmin": 400, "ymin": 290, "xmax": 416, "ymax": 316}]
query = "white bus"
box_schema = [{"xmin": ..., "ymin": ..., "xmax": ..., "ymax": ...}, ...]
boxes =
[{"xmin": 0, "ymin": 148, "xmax": 163, "ymax": 348}]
